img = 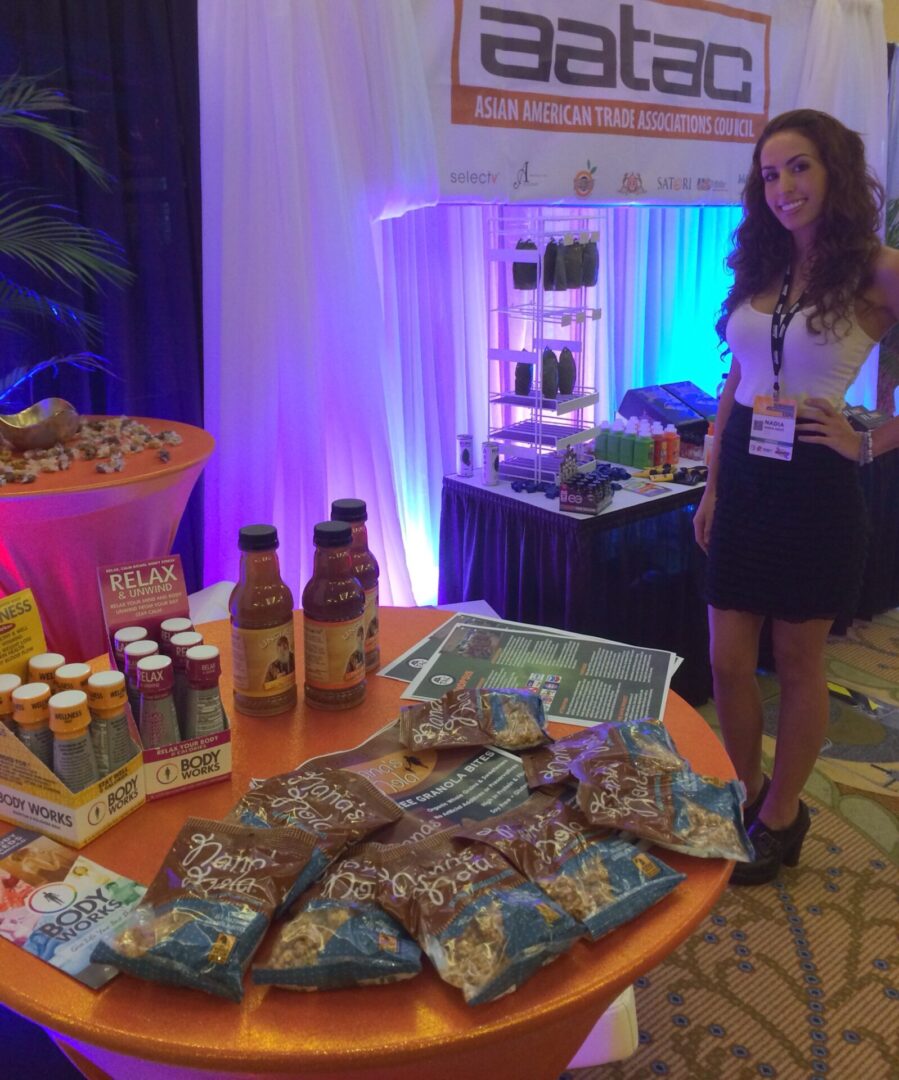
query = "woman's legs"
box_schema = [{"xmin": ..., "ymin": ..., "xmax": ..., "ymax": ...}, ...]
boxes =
[
  {"xmin": 760, "ymin": 616, "xmax": 833, "ymax": 829},
  {"xmin": 708, "ymin": 606, "xmax": 766, "ymax": 801}
]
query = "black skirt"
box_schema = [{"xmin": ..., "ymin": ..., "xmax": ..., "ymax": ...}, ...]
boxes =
[{"xmin": 705, "ymin": 403, "xmax": 869, "ymax": 622}]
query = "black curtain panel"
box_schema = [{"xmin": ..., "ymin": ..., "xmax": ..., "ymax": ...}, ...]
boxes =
[{"xmin": 0, "ymin": 0, "xmax": 204, "ymax": 588}]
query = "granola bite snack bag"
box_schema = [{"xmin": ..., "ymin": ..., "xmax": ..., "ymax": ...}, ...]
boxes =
[
  {"xmin": 227, "ymin": 766, "xmax": 404, "ymax": 902},
  {"xmin": 91, "ymin": 818, "xmax": 319, "ymax": 1001},
  {"xmin": 521, "ymin": 718, "xmax": 684, "ymax": 789},
  {"xmin": 399, "ymin": 689, "xmax": 549, "ymax": 752},
  {"xmin": 370, "ymin": 831, "xmax": 579, "ymax": 1005},
  {"xmin": 253, "ymin": 849, "xmax": 421, "ymax": 990},
  {"xmin": 458, "ymin": 794, "xmax": 684, "ymax": 941},
  {"xmin": 570, "ymin": 757, "xmax": 752, "ymax": 861}
]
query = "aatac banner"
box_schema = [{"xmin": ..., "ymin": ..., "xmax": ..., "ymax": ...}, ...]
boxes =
[{"xmin": 412, "ymin": 0, "xmax": 806, "ymax": 205}]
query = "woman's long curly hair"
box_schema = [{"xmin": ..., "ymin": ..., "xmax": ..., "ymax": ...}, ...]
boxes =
[{"xmin": 716, "ymin": 109, "xmax": 884, "ymax": 344}]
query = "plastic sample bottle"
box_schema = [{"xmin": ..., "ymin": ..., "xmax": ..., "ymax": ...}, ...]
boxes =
[
  {"xmin": 49, "ymin": 690, "xmax": 100, "ymax": 793},
  {"xmin": 230, "ymin": 524, "xmax": 297, "ymax": 716},
  {"xmin": 651, "ymin": 422, "xmax": 666, "ymax": 467},
  {"xmin": 0, "ymin": 673, "xmax": 22, "ymax": 731},
  {"xmin": 169, "ymin": 630, "xmax": 204, "ymax": 730},
  {"xmin": 160, "ymin": 617, "xmax": 194, "ymax": 657},
  {"xmin": 302, "ymin": 521, "xmax": 366, "ymax": 710},
  {"xmin": 182, "ymin": 644, "xmax": 228, "ymax": 739},
  {"xmin": 54, "ymin": 662, "xmax": 92, "ymax": 693},
  {"xmin": 619, "ymin": 417, "xmax": 638, "ymax": 467},
  {"xmin": 593, "ymin": 420, "xmax": 610, "ymax": 461},
  {"xmin": 331, "ymin": 498, "xmax": 380, "ymax": 673},
  {"xmin": 703, "ymin": 421, "xmax": 716, "ymax": 465},
  {"xmin": 87, "ymin": 670, "xmax": 136, "ymax": 776},
  {"xmin": 137, "ymin": 654, "xmax": 181, "ymax": 749},
  {"xmin": 11, "ymin": 682, "xmax": 54, "ymax": 768},
  {"xmin": 124, "ymin": 639, "xmax": 159, "ymax": 719},
  {"xmin": 113, "ymin": 626, "xmax": 148, "ymax": 672},
  {"xmin": 606, "ymin": 419, "xmax": 625, "ymax": 463},
  {"xmin": 27, "ymin": 653, "xmax": 66, "ymax": 691},
  {"xmin": 634, "ymin": 420, "xmax": 654, "ymax": 469},
  {"xmin": 664, "ymin": 424, "xmax": 681, "ymax": 465}
]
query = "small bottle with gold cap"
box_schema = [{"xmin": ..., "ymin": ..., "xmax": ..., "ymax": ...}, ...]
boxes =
[
  {"xmin": 0, "ymin": 673, "xmax": 22, "ymax": 731},
  {"xmin": 11, "ymin": 682, "xmax": 54, "ymax": 768},
  {"xmin": 113, "ymin": 626, "xmax": 148, "ymax": 672},
  {"xmin": 50, "ymin": 689, "xmax": 101, "ymax": 792},
  {"xmin": 54, "ymin": 662, "xmax": 92, "ymax": 693},
  {"xmin": 137, "ymin": 654, "xmax": 181, "ymax": 749},
  {"xmin": 87, "ymin": 670, "xmax": 136, "ymax": 776},
  {"xmin": 27, "ymin": 653, "xmax": 66, "ymax": 692},
  {"xmin": 124, "ymin": 640, "xmax": 159, "ymax": 719}
]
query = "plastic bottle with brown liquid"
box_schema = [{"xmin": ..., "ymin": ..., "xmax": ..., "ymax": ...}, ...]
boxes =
[
  {"xmin": 330, "ymin": 498, "xmax": 380, "ymax": 672},
  {"xmin": 302, "ymin": 521, "xmax": 366, "ymax": 710},
  {"xmin": 230, "ymin": 525, "xmax": 297, "ymax": 716}
]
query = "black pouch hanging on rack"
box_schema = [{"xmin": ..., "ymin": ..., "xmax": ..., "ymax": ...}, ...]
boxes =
[
  {"xmin": 543, "ymin": 239, "xmax": 558, "ymax": 290},
  {"xmin": 558, "ymin": 348, "xmax": 577, "ymax": 395},
  {"xmin": 541, "ymin": 348, "xmax": 559, "ymax": 398},
  {"xmin": 563, "ymin": 241, "xmax": 583, "ymax": 289},
  {"xmin": 514, "ymin": 359, "xmax": 533, "ymax": 396},
  {"xmin": 581, "ymin": 240, "xmax": 599, "ymax": 287},
  {"xmin": 552, "ymin": 241, "xmax": 568, "ymax": 291},
  {"xmin": 512, "ymin": 239, "xmax": 538, "ymax": 290}
]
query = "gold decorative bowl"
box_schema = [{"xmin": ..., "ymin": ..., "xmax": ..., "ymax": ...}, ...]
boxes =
[{"xmin": 0, "ymin": 398, "xmax": 81, "ymax": 451}]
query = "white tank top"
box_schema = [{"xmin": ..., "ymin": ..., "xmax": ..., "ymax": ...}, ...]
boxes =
[{"xmin": 726, "ymin": 300, "xmax": 877, "ymax": 408}]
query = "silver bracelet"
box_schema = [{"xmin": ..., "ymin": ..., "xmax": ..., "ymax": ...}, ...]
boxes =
[{"xmin": 858, "ymin": 429, "xmax": 874, "ymax": 466}]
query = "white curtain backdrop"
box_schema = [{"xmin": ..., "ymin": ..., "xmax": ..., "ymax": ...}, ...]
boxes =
[{"xmin": 199, "ymin": 0, "xmax": 888, "ymax": 607}]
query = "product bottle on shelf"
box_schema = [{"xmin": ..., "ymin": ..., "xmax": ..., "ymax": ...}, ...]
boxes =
[
  {"xmin": 302, "ymin": 521, "xmax": 366, "ymax": 710},
  {"xmin": 703, "ymin": 421, "xmax": 716, "ymax": 465},
  {"xmin": 0, "ymin": 673, "xmax": 22, "ymax": 731},
  {"xmin": 651, "ymin": 422, "xmax": 666, "ymax": 466},
  {"xmin": 27, "ymin": 653, "xmax": 66, "ymax": 691},
  {"xmin": 124, "ymin": 639, "xmax": 159, "ymax": 719},
  {"xmin": 49, "ymin": 690, "xmax": 100, "ymax": 793},
  {"xmin": 54, "ymin": 663, "xmax": 92, "ymax": 693},
  {"xmin": 606, "ymin": 419, "xmax": 625, "ymax": 463},
  {"xmin": 160, "ymin": 617, "xmax": 194, "ymax": 658},
  {"xmin": 182, "ymin": 644, "xmax": 228, "ymax": 739},
  {"xmin": 87, "ymin": 670, "xmax": 136, "ymax": 776},
  {"xmin": 634, "ymin": 420, "xmax": 654, "ymax": 468},
  {"xmin": 136, "ymin": 654, "xmax": 181, "ymax": 749},
  {"xmin": 169, "ymin": 630, "xmax": 204, "ymax": 726},
  {"xmin": 664, "ymin": 423, "xmax": 681, "ymax": 465},
  {"xmin": 230, "ymin": 524, "xmax": 297, "ymax": 716},
  {"xmin": 112, "ymin": 626, "xmax": 148, "ymax": 672},
  {"xmin": 593, "ymin": 420, "xmax": 610, "ymax": 460},
  {"xmin": 619, "ymin": 417, "xmax": 638, "ymax": 467},
  {"xmin": 330, "ymin": 498, "xmax": 380, "ymax": 673},
  {"xmin": 11, "ymin": 682, "xmax": 54, "ymax": 768}
]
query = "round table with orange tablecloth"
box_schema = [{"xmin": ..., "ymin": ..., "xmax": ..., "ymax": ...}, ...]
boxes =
[
  {"xmin": 0, "ymin": 417, "xmax": 214, "ymax": 664},
  {"xmin": 0, "ymin": 607, "xmax": 734, "ymax": 1080}
]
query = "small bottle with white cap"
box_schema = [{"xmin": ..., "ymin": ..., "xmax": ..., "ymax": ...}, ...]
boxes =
[
  {"xmin": 11, "ymin": 682, "xmax": 54, "ymax": 768},
  {"xmin": 50, "ymin": 690, "xmax": 101, "ymax": 792},
  {"xmin": 0, "ymin": 673, "xmax": 22, "ymax": 731},
  {"xmin": 137, "ymin": 654, "xmax": 181, "ymax": 749},
  {"xmin": 159, "ymin": 617, "xmax": 194, "ymax": 658},
  {"xmin": 112, "ymin": 626, "xmax": 148, "ymax": 672},
  {"xmin": 124, "ymin": 639, "xmax": 159, "ymax": 719},
  {"xmin": 87, "ymin": 670, "xmax": 136, "ymax": 776},
  {"xmin": 169, "ymin": 630, "xmax": 204, "ymax": 728},
  {"xmin": 54, "ymin": 662, "xmax": 92, "ymax": 693},
  {"xmin": 182, "ymin": 645, "xmax": 227, "ymax": 739},
  {"xmin": 27, "ymin": 653, "xmax": 66, "ymax": 692}
]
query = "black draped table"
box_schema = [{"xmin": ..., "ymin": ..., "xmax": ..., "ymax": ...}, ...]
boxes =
[{"xmin": 438, "ymin": 451, "xmax": 899, "ymax": 706}]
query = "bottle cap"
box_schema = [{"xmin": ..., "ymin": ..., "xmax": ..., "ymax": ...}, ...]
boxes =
[
  {"xmin": 160, "ymin": 617, "xmax": 194, "ymax": 649},
  {"xmin": 137, "ymin": 654, "xmax": 174, "ymax": 697},
  {"xmin": 54, "ymin": 663, "xmax": 93, "ymax": 692},
  {"xmin": 27, "ymin": 653, "xmax": 66, "ymax": 683},
  {"xmin": 87, "ymin": 670, "xmax": 128, "ymax": 713},
  {"xmin": 170, "ymin": 631, "xmax": 204, "ymax": 670},
  {"xmin": 313, "ymin": 521, "xmax": 352, "ymax": 548},
  {"xmin": 186, "ymin": 644, "xmax": 222, "ymax": 687},
  {"xmin": 330, "ymin": 498, "xmax": 367, "ymax": 523},
  {"xmin": 12, "ymin": 682, "xmax": 52, "ymax": 725},
  {"xmin": 238, "ymin": 524, "xmax": 279, "ymax": 551},
  {"xmin": 49, "ymin": 690, "xmax": 92, "ymax": 736},
  {"xmin": 113, "ymin": 626, "xmax": 148, "ymax": 666},
  {"xmin": 0, "ymin": 673, "xmax": 23, "ymax": 715}
]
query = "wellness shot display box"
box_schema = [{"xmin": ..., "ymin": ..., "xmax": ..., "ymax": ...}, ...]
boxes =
[
  {"xmin": 97, "ymin": 557, "xmax": 232, "ymax": 800},
  {"xmin": 0, "ymin": 589, "xmax": 146, "ymax": 847}
]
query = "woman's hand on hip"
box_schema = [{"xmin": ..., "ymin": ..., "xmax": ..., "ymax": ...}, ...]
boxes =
[
  {"xmin": 693, "ymin": 487, "xmax": 716, "ymax": 553},
  {"xmin": 797, "ymin": 398, "xmax": 862, "ymax": 461}
]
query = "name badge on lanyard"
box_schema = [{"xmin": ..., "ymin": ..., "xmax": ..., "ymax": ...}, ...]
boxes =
[{"xmin": 748, "ymin": 266, "xmax": 803, "ymax": 462}]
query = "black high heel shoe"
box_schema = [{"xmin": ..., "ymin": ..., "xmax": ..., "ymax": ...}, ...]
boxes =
[
  {"xmin": 730, "ymin": 800, "xmax": 810, "ymax": 887},
  {"xmin": 742, "ymin": 775, "xmax": 771, "ymax": 828}
]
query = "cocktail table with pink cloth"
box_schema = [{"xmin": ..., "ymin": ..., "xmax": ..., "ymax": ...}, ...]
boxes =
[{"xmin": 0, "ymin": 416, "xmax": 214, "ymax": 663}]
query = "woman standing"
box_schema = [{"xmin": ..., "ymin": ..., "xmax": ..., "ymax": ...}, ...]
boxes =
[{"xmin": 694, "ymin": 109, "xmax": 899, "ymax": 886}]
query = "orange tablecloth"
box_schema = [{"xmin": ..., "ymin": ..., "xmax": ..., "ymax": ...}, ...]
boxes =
[
  {"xmin": 0, "ymin": 417, "xmax": 214, "ymax": 663},
  {"xmin": 0, "ymin": 607, "xmax": 733, "ymax": 1080}
]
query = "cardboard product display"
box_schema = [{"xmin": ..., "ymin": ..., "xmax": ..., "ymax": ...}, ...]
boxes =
[
  {"xmin": 0, "ymin": 589, "xmax": 146, "ymax": 847},
  {"xmin": 97, "ymin": 556, "xmax": 232, "ymax": 800}
]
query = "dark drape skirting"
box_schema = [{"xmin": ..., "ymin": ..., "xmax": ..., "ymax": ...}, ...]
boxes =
[
  {"xmin": 438, "ymin": 478, "xmax": 712, "ymax": 705},
  {"xmin": 853, "ymin": 449, "xmax": 899, "ymax": 622}
]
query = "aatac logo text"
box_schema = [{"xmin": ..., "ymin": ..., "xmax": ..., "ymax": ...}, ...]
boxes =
[{"xmin": 478, "ymin": 3, "xmax": 756, "ymax": 105}]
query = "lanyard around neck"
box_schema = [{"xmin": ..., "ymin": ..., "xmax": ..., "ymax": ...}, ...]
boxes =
[{"xmin": 769, "ymin": 265, "xmax": 805, "ymax": 402}]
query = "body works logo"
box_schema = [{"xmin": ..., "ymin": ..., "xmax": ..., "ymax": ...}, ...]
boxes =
[{"xmin": 451, "ymin": 1, "xmax": 769, "ymax": 142}]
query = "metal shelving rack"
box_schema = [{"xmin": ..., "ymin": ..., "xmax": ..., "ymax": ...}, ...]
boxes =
[{"xmin": 485, "ymin": 206, "xmax": 602, "ymax": 481}]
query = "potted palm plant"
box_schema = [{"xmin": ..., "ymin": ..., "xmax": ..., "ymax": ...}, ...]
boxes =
[{"xmin": 0, "ymin": 72, "xmax": 132, "ymax": 445}]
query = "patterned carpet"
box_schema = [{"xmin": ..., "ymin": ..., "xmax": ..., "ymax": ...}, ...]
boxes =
[{"xmin": 569, "ymin": 611, "xmax": 899, "ymax": 1080}]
